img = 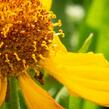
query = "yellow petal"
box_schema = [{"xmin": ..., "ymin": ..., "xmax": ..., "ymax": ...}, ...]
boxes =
[
  {"xmin": 52, "ymin": 36, "xmax": 67, "ymax": 53},
  {"xmin": 41, "ymin": 51, "xmax": 109, "ymax": 107},
  {"xmin": 41, "ymin": 0, "xmax": 52, "ymax": 10},
  {"xmin": 19, "ymin": 74, "xmax": 63, "ymax": 109},
  {"xmin": 0, "ymin": 77, "xmax": 7, "ymax": 106}
]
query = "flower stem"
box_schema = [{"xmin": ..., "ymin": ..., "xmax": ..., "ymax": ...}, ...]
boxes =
[{"xmin": 9, "ymin": 77, "xmax": 20, "ymax": 109}]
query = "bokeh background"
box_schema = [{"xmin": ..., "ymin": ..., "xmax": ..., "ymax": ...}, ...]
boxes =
[{"xmin": 47, "ymin": 0, "xmax": 109, "ymax": 109}]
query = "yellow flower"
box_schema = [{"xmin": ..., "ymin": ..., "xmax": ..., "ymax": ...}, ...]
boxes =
[
  {"xmin": 0, "ymin": 0, "xmax": 62, "ymax": 109},
  {"xmin": 0, "ymin": 0, "xmax": 109, "ymax": 108}
]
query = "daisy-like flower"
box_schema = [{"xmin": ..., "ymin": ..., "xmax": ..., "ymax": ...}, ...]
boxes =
[{"xmin": 0, "ymin": 0, "xmax": 109, "ymax": 108}]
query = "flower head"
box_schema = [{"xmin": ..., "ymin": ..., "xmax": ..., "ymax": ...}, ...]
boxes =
[
  {"xmin": 0, "ymin": 0, "xmax": 54, "ymax": 77},
  {"xmin": 0, "ymin": 0, "xmax": 109, "ymax": 108},
  {"xmin": 0, "ymin": 0, "xmax": 63, "ymax": 108}
]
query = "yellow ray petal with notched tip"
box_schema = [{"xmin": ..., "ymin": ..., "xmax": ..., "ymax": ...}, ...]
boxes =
[
  {"xmin": 19, "ymin": 74, "xmax": 63, "ymax": 109},
  {"xmin": 0, "ymin": 77, "xmax": 7, "ymax": 106},
  {"xmin": 41, "ymin": 48, "xmax": 109, "ymax": 107},
  {"xmin": 41, "ymin": 0, "xmax": 52, "ymax": 10}
]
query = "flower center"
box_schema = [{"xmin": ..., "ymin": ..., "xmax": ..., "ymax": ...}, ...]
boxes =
[{"xmin": 0, "ymin": 0, "xmax": 54, "ymax": 77}]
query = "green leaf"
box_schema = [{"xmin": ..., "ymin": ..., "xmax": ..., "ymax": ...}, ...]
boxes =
[
  {"xmin": 0, "ymin": 103, "xmax": 9, "ymax": 109},
  {"xmin": 55, "ymin": 87, "xmax": 69, "ymax": 109},
  {"xmin": 82, "ymin": 101, "xmax": 102, "ymax": 109},
  {"xmin": 43, "ymin": 75, "xmax": 62, "ymax": 97},
  {"xmin": 69, "ymin": 96, "xmax": 83, "ymax": 109},
  {"xmin": 18, "ymin": 91, "xmax": 27, "ymax": 109},
  {"xmin": 8, "ymin": 77, "xmax": 20, "ymax": 109},
  {"xmin": 79, "ymin": 33, "xmax": 94, "ymax": 53}
]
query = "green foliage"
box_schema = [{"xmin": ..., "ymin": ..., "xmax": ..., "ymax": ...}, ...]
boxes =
[
  {"xmin": 82, "ymin": 101, "xmax": 102, "ymax": 109},
  {"xmin": 79, "ymin": 33, "xmax": 94, "ymax": 52},
  {"xmin": 69, "ymin": 96, "xmax": 83, "ymax": 109}
]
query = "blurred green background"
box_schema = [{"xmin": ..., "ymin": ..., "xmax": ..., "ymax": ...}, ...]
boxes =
[{"xmin": 50, "ymin": 0, "xmax": 109, "ymax": 109}]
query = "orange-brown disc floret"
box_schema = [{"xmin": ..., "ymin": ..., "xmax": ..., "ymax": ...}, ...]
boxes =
[{"xmin": 0, "ymin": 0, "xmax": 54, "ymax": 77}]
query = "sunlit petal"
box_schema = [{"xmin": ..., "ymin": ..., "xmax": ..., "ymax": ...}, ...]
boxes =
[
  {"xmin": 0, "ymin": 77, "xmax": 7, "ymax": 106},
  {"xmin": 41, "ymin": 51, "xmax": 109, "ymax": 107},
  {"xmin": 41, "ymin": 0, "xmax": 52, "ymax": 10},
  {"xmin": 19, "ymin": 74, "xmax": 63, "ymax": 109}
]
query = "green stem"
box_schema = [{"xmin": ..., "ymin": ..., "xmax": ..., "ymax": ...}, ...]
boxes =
[
  {"xmin": 9, "ymin": 77, "xmax": 20, "ymax": 109},
  {"xmin": 69, "ymin": 96, "xmax": 83, "ymax": 109},
  {"xmin": 0, "ymin": 102, "xmax": 8, "ymax": 109}
]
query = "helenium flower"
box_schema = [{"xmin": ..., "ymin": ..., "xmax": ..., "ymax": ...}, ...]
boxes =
[{"xmin": 0, "ymin": 0, "xmax": 109, "ymax": 108}]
